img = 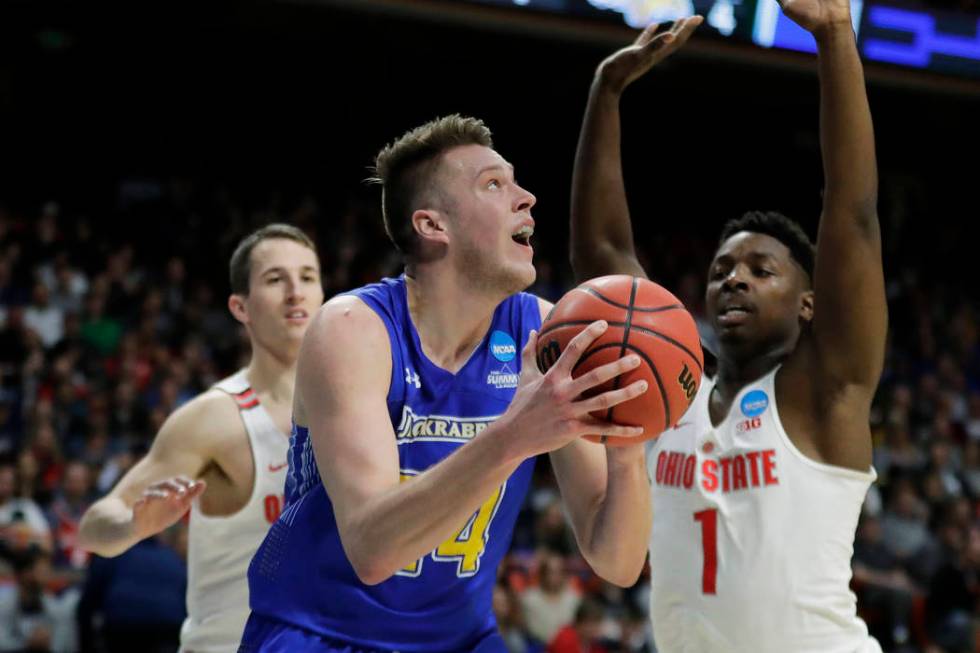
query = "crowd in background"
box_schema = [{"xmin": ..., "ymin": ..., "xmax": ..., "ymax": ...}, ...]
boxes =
[{"xmin": 0, "ymin": 177, "xmax": 976, "ymax": 653}]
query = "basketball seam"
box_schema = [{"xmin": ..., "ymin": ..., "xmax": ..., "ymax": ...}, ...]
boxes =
[
  {"xmin": 570, "ymin": 342, "xmax": 671, "ymax": 435},
  {"xmin": 539, "ymin": 320, "xmax": 704, "ymax": 374},
  {"xmin": 578, "ymin": 287, "xmax": 683, "ymax": 313},
  {"xmin": 601, "ymin": 277, "xmax": 638, "ymax": 443}
]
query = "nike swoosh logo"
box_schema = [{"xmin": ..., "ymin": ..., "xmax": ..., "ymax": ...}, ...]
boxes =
[{"xmin": 268, "ymin": 463, "xmax": 288, "ymax": 472}]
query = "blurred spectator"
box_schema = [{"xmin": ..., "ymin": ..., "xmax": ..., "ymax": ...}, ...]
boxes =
[
  {"xmin": 522, "ymin": 552, "xmax": 582, "ymax": 646},
  {"xmin": 77, "ymin": 530, "xmax": 186, "ymax": 653},
  {"xmin": 23, "ymin": 284, "xmax": 64, "ymax": 351},
  {"xmin": 852, "ymin": 514, "xmax": 916, "ymax": 649},
  {"xmin": 925, "ymin": 525, "xmax": 979, "ymax": 653},
  {"xmin": 494, "ymin": 583, "xmax": 535, "ymax": 653},
  {"xmin": 547, "ymin": 598, "xmax": 608, "ymax": 653},
  {"xmin": 46, "ymin": 461, "xmax": 95, "ymax": 571},
  {"xmin": 881, "ymin": 478, "xmax": 934, "ymax": 564},
  {"xmin": 0, "ymin": 547, "xmax": 79, "ymax": 652},
  {"xmin": 0, "ymin": 463, "xmax": 52, "ymax": 556}
]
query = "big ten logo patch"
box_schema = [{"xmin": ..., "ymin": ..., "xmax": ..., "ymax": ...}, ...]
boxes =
[
  {"xmin": 736, "ymin": 417, "xmax": 762, "ymax": 433},
  {"xmin": 264, "ymin": 494, "xmax": 285, "ymax": 524}
]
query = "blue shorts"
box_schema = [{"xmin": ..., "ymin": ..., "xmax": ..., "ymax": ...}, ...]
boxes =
[{"xmin": 238, "ymin": 613, "xmax": 508, "ymax": 653}]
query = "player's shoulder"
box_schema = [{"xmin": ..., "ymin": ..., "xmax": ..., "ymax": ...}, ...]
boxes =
[
  {"xmin": 156, "ymin": 388, "xmax": 245, "ymax": 452},
  {"xmin": 308, "ymin": 294, "xmax": 390, "ymax": 350}
]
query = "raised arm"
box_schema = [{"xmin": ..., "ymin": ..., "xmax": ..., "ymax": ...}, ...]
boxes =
[
  {"xmin": 306, "ymin": 296, "xmax": 647, "ymax": 585},
  {"xmin": 786, "ymin": 0, "xmax": 887, "ymax": 389},
  {"xmin": 78, "ymin": 394, "xmax": 221, "ymax": 557},
  {"xmin": 570, "ymin": 17, "xmax": 702, "ymax": 282}
]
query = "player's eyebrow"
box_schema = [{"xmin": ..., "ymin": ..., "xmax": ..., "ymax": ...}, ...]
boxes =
[{"xmin": 474, "ymin": 162, "xmax": 514, "ymax": 179}]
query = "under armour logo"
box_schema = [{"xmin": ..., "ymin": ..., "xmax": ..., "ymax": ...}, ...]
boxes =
[{"xmin": 405, "ymin": 368, "xmax": 421, "ymax": 389}]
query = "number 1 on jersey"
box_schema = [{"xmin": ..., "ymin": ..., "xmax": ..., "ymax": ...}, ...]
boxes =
[{"xmin": 693, "ymin": 508, "xmax": 717, "ymax": 595}]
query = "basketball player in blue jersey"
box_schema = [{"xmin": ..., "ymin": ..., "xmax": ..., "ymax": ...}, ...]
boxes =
[
  {"xmin": 240, "ymin": 116, "xmax": 655, "ymax": 652},
  {"xmin": 570, "ymin": 8, "xmax": 886, "ymax": 653}
]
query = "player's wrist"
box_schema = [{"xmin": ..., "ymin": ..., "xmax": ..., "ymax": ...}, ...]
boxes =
[
  {"xmin": 812, "ymin": 16, "xmax": 856, "ymax": 43},
  {"xmin": 593, "ymin": 68, "xmax": 628, "ymax": 98}
]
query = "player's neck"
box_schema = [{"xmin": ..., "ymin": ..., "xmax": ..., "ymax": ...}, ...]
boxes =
[
  {"xmin": 713, "ymin": 349, "xmax": 785, "ymax": 400},
  {"xmin": 404, "ymin": 271, "xmax": 500, "ymax": 374},
  {"xmin": 245, "ymin": 344, "xmax": 297, "ymax": 404}
]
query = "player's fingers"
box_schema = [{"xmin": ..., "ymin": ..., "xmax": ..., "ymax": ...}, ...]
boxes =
[
  {"xmin": 574, "ymin": 379, "xmax": 648, "ymax": 414},
  {"xmin": 153, "ymin": 479, "xmax": 190, "ymax": 495},
  {"xmin": 636, "ymin": 21, "xmax": 663, "ymax": 46},
  {"xmin": 552, "ymin": 321, "xmax": 608, "ymax": 377},
  {"xmin": 569, "ymin": 354, "xmax": 641, "ymax": 396},
  {"xmin": 578, "ymin": 417, "xmax": 645, "ymax": 439},
  {"xmin": 640, "ymin": 30, "xmax": 676, "ymax": 57},
  {"xmin": 185, "ymin": 480, "xmax": 207, "ymax": 500},
  {"xmin": 670, "ymin": 15, "xmax": 703, "ymax": 49},
  {"xmin": 521, "ymin": 330, "xmax": 543, "ymax": 378},
  {"xmin": 141, "ymin": 488, "xmax": 171, "ymax": 502}
]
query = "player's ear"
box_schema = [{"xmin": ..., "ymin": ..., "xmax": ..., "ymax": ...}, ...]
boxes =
[
  {"xmin": 228, "ymin": 293, "xmax": 250, "ymax": 325},
  {"xmin": 799, "ymin": 289, "xmax": 814, "ymax": 324},
  {"xmin": 412, "ymin": 208, "xmax": 449, "ymax": 247}
]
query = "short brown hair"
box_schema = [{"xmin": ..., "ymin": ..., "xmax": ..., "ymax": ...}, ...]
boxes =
[
  {"xmin": 229, "ymin": 223, "xmax": 317, "ymax": 295},
  {"xmin": 371, "ymin": 115, "xmax": 493, "ymax": 256}
]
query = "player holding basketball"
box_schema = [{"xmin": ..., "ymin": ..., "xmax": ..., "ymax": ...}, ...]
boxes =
[
  {"xmin": 240, "ymin": 116, "xmax": 653, "ymax": 652},
  {"xmin": 570, "ymin": 7, "xmax": 885, "ymax": 653},
  {"xmin": 79, "ymin": 224, "xmax": 324, "ymax": 653}
]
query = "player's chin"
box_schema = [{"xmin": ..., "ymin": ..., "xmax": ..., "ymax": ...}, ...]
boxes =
[{"xmin": 509, "ymin": 262, "xmax": 536, "ymax": 293}]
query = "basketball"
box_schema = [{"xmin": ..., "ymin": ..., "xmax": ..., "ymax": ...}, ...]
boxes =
[{"xmin": 535, "ymin": 275, "xmax": 704, "ymax": 445}]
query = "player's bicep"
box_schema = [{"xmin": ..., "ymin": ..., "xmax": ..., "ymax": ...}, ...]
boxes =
[
  {"xmin": 811, "ymin": 207, "xmax": 887, "ymax": 388},
  {"xmin": 298, "ymin": 297, "xmax": 398, "ymax": 528},
  {"xmin": 105, "ymin": 394, "xmax": 225, "ymax": 505}
]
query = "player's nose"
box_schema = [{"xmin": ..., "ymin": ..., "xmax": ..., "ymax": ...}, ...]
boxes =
[{"xmin": 513, "ymin": 184, "xmax": 536, "ymax": 214}]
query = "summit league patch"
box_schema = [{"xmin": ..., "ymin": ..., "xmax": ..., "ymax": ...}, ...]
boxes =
[{"xmin": 487, "ymin": 330, "xmax": 520, "ymax": 389}]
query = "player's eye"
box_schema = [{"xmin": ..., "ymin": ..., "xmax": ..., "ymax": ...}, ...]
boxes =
[{"xmin": 487, "ymin": 179, "xmax": 500, "ymax": 190}]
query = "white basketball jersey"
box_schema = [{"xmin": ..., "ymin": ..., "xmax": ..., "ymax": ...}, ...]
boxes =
[
  {"xmin": 180, "ymin": 371, "xmax": 289, "ymax": 653},
  {"xmin": 646, "ymin": 367, "xmax": 881, "ymax": 653}
]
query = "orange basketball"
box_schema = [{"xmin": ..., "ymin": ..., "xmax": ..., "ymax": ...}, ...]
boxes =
[{"xmin": 536, "ymin": 275, "xmax": 704, "ymax": 445}]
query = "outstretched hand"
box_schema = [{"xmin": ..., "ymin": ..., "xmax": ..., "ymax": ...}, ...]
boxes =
[
  {"xmin": 132, "ymin": 475, "xmax": 206, "ymax": 540},
  {"xmin": 597, "ymin": 16, "xmax": 703, "ymax": 95}
]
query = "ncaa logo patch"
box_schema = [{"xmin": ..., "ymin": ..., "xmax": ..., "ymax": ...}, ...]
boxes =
[
  {"xmin": 489, "ymin": 331, "xmax": 517, "ymax": 362},
  {"xmin": 740, "ymin": 390, "xmax": 769, "ymax": 418}
]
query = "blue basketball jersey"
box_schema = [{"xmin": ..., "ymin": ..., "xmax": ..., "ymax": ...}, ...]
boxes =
[{"xmin": 246, "ymin": 276, "xmax": 541, "ymax": 652}]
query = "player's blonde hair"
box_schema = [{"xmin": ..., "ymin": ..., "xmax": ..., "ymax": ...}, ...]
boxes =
[{"xmin": 371, "ymin": 115, "xmax": 493, "ymax": 257}]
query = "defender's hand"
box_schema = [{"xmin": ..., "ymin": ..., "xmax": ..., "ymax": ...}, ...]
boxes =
[
  {"xmin": 779, "ymin": 0, "xmax": 853, "ymax": 36},
  {"xmin": 132, "ymin": 475, "xmax": 206, "ymax": 540},
  {"xmin": 597, "ymin": 16, "xmax": 703, "ymax": 96}
]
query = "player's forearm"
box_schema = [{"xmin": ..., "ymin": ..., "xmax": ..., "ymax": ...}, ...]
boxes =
[
  {"xmin": 816, "ymin": 21, "xmax": 878, "ymax": 218},
  {"xmin": 78, "ymin": 497, "xmax": 140, "ymax": 557},
  {"xmin": 338, "ymin": 423, "xmax": 526, "ymax": 585},
  {"xmin": 579, "ymin": 450, "xmax": 652, "ymax": 586},
  {"xmin": 570, "ymin": 75, "xmax": 644, "ymax": 281}
]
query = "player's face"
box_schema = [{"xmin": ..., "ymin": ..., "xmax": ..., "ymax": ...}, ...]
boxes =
[
  {"xmin": 705, "ymin": 232, "xmax": 812, "ymax": 357},
  {"xmin": 438, "ymin": 144, "xmax": 537, "ymax": 295},
  {"xmin": 234, "ymin": 238, "xmax": 324, "ymax": 357}
]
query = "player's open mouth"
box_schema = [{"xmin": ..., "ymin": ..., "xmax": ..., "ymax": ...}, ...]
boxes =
[
  {"xmin": 286, "ymin": 309, "xmax": 309, "ymax": 322},
  {"xmin": 511, "ymin": 224, "xmax": 533, "ymax": 247}
]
